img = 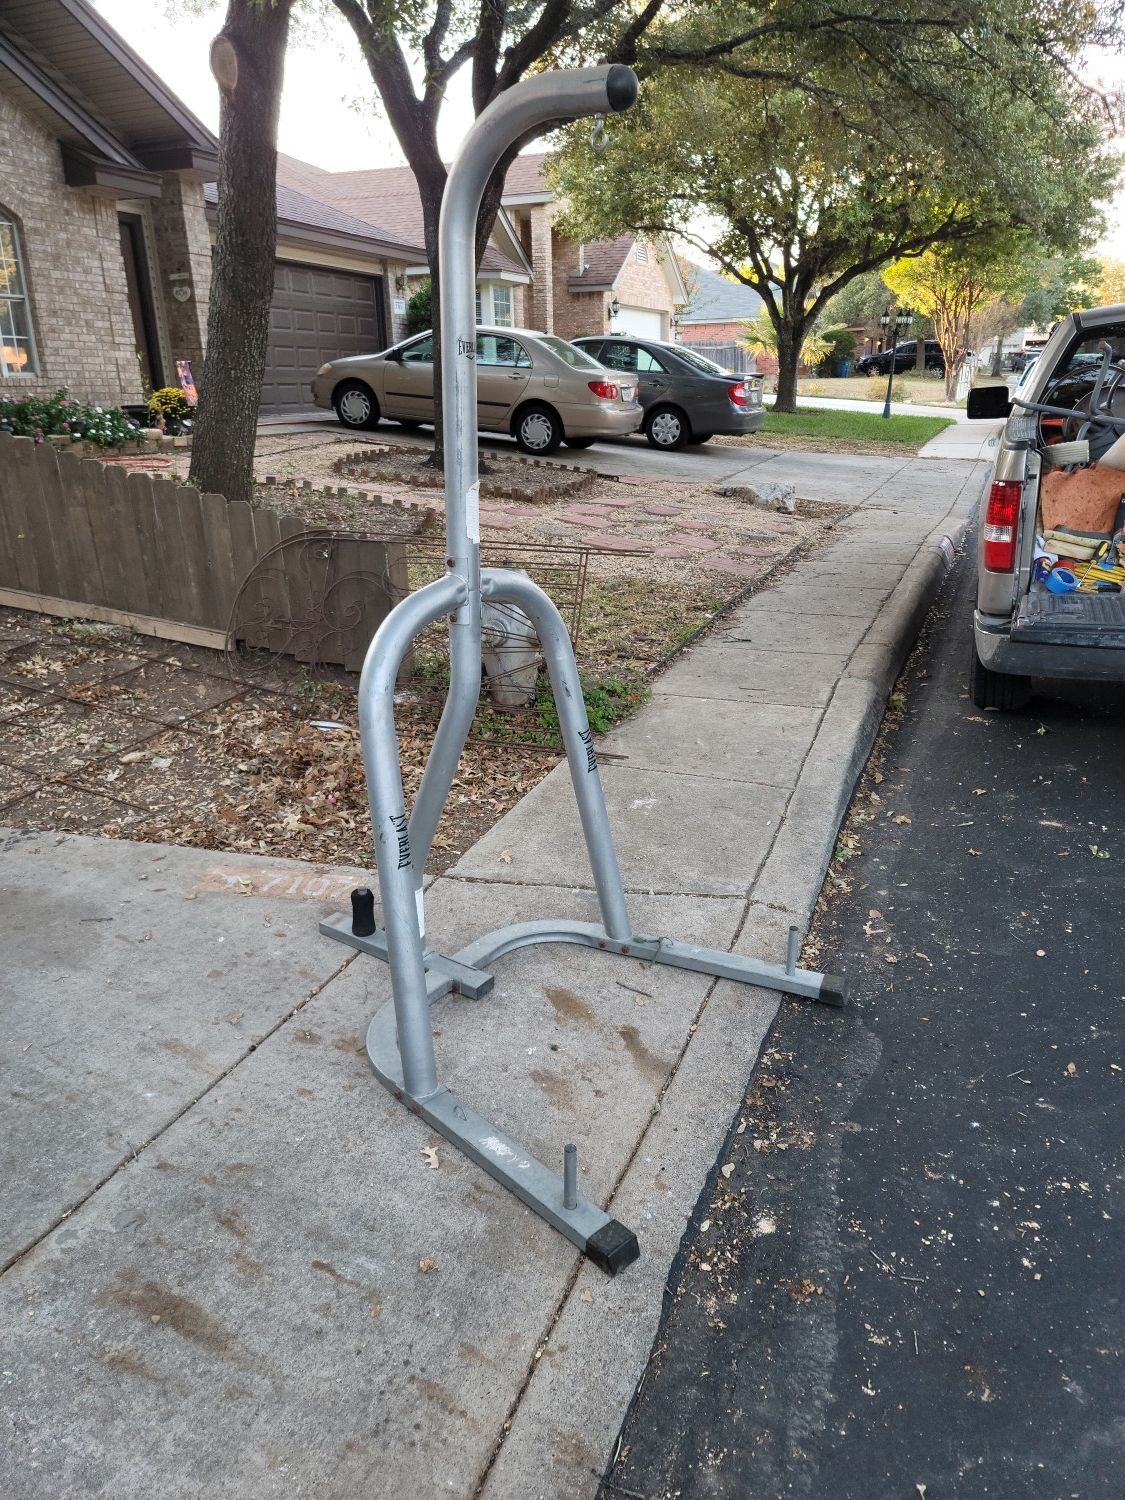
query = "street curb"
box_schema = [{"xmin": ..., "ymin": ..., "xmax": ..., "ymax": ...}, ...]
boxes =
[{"xmin": 751, "ymin": 511, "xmax": 972, "ymax": 925}]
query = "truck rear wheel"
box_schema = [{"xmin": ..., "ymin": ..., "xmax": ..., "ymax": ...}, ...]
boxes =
[{"xmin": 969, "ymin": 643, "xmax": 1031, "ymax": 711}]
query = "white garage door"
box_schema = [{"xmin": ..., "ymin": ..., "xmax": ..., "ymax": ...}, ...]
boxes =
[{"xmin": 614, "ymin": 306, "xmax": 664, "ymax": 339}]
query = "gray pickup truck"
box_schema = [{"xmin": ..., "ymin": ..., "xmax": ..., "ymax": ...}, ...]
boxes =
[{"xmin": 966, "ymin": 305, "xmax": 1125, "ymax": 709}]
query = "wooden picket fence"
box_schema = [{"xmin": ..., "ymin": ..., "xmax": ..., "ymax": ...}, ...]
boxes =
[{"xmin": 0, "ymin": 433, "xmax": 408, "ymax": 672}]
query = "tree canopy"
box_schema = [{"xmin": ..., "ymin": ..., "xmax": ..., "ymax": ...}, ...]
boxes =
[{"xmin": 549, "ymin": 2, "xmax": 1120, "ymax": 404}]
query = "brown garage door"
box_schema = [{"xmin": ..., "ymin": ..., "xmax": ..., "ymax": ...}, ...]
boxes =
[{"xmin": 261, "ymin": 262, "xmax": 386, "ymax": 409}]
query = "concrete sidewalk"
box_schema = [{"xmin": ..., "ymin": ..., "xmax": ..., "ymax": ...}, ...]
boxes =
[{"xmin": 1, "ymin": 456, "xmax": 986, "ymax": 1499}]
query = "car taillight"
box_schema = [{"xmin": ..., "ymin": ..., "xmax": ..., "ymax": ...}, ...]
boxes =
[
  {"xmin": 982, "ymin": 480, "xmax": 1022, "ymax": 572},
  {"xmin": 588, "ymin": 380, "xmax": 619, "ymax": 400},
  {"xmin": 728, "ymin": 382, "xmax": 748, "ymax": 406}
]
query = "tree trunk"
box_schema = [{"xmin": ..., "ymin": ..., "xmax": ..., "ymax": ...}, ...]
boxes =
[
  {"xmin": 914, "ymin": 337, "xmax": 926, "ymax": 374},
  {"xmin": 188, "ymin": 0, "xmax": 292, "ymax": 506},
  {"xmin": 774, "ymin": 326, "xmax": 801, "ymax": 413}
]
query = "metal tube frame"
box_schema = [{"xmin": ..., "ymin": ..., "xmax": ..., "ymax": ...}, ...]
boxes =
[{"xmin": 320, "ymin": 65, "xmax": 845, "ymax": 1276}]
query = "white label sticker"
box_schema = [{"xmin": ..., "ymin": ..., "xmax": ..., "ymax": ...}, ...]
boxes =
[
  {"xmin": 415, "ymin": 885, "xmax": 426, "ymax": 939},
  {"xmin": 466, "ymin": 481, "xmax": 480, "ymax": 544}
]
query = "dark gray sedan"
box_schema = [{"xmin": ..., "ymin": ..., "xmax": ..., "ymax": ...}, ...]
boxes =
[{"xmin": 572, "ymin": 336, "xmax": 764, "ymax": 449}]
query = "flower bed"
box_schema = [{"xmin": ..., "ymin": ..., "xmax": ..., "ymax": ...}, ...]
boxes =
[{"xmin": 0, "ymin": 388, "xmax": 141, "ymax": 449}]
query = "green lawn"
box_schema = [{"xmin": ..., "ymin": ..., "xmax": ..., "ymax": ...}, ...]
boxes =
[{"xmin": 763, "ymin": 407, "xmax": 957, "ymax": 447}]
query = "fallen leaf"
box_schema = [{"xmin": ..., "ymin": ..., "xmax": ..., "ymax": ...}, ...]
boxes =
[
  {"xmin": 1036, "ymin": 723, "xmax": 1049, "ymax": 735},
  {"xmin": 120, "ymin": 750, "xmax": 145, "ymax": 764},
  {"xmin": 883, "ymin": 953, "xmax": 899, "ymax": 964},
  {"xmin": 720, "ymin": 1163, "xmax": 735, "ymax": 1179},
  {"xmin": 967, "ymin": 847, "xmax": 981, "ymax": 856},
  {"xmin": 418, "ymin": 1257, "xmax": 438, "ymax": 1273},
  {"xmin": 498, "ymin": 848, "xmax": 513, "ymax": 865},
  {"xmin": 892, "ymin": 814, "xmax": 911, "ymax": 825},
  {"xmin": 421, "ymin": 1145, "xmax": 439, "ymax": 1170},
  {"xmin": 972, "ymin": 788, "xmax": 988, "ymax": 796},
  {"xmin": 579, "ymin": 1287, "xmax": 593, "ymax": 1303},
  {"xmin": 1066, "ymin": 1062, "xmax": 1077, "ymax": 1076},
  {"xmin": 914, "ymin": 952, "xmax": 932, "ymax": 964},
  {"xmin": 917, "ymin": 1486, "xmax": 927, "ymax": 1499}
]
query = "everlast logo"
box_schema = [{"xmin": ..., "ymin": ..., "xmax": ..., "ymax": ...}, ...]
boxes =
[
  {"xmin": 389, "ymin": 813, "xmax": 411, "ymax": 869},
  {"xmin": 579, "ymin": 728, "xmax": 597, "ymax": 774},
  {"xmin": 457, "ymin": 337, "xmax": 476, "ymax": 360}
]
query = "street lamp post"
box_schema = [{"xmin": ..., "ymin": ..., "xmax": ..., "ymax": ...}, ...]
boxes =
[{"xmin": 880, "ymin": 305, "xmax": 913, "ymax": 420}]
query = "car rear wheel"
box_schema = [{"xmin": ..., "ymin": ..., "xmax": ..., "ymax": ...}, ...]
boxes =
[
  {"xmin": 646, "ymin": 405, "xmax": 690, "ymax": 450},
  {"xmin": 333, "ymin": 381, "xmax": 380, "ymax": 431},
  {"xmin": 513, "ymin": 403, "xmax": 563, "ymax": 455},
  {"xmin": 565, "ymin": 436, "xmax": 597, "ymax": 449},
  {"xmin": 969, "ymin": 643, "xmax": 1031, "ymax": 711}
]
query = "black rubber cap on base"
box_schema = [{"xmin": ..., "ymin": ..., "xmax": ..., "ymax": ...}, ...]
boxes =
[
  {"xmin": 351, "ymin": 886, "xmax": 377, "ymax": 938},
  {"xmin": 818, "ymin": 972, "xmax": 847, "ymax": 1007},
  {"xmin": 605, "ymin": 64, "xmax": 639, "ymax": 113},
  {"xmin": 586, "ymin": 1219, "xmax": 640, "ymax": 1276}
]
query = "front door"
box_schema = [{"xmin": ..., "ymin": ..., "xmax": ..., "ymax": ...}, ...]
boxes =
[
  {"xmin": 117, "ymin": 212, "xmax": 162, "ymax": 392},
  {"xmin": 474, "ymin": 334, "xmax": 532, "ymax": 429}
]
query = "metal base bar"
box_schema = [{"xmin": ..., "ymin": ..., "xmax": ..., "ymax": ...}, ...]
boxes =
[
  {"xmin": 320, "ymin": 911, "xmax": 846, "ymax": 1008},
  {"xmin": 319, "ymin": 911, "xmax": 843, "ymax": 1273},
  {"xmin": 364, "ymin": 993, "xmax": 638, "ymax": 1273}
]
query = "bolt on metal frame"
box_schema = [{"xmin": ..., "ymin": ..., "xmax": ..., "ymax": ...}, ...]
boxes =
[{"xmin": 321, "ymin": 64, "xmax": 845, "ymax": 1276}]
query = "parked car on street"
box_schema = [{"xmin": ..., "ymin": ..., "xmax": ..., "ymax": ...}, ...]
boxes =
[
  {"xmin": 965, "ymin": 305, "xmax": 1125, "ymax": 709},
  {"xmin": 855, "ymin": 339, "xmax": 945, "ymax": 376},
  {"xmin": 312, "ymin": 327, "xmax": 642, "ymax": 454},
  {"xmin": 571, "ymin": 335, "xmax": 764, "ymax": 450}
]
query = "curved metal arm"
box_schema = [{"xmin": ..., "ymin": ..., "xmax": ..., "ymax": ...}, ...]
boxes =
[{"xmin": 438, "ymin": 65, "xmax": 638, "ymax": 584}]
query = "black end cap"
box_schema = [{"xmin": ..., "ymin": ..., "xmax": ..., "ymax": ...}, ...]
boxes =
[
  {"xmin": 350, "ymin": 886, "xmax": 377, "ymax": 938},
  {"xmin": 818, "ymin": 973, "xmax": 847, "ymax": 1008},
  {"xmin": 605, "ymin": 64, "xmax": 639, "ymax": 114},
  {"xmin": 586, "ymin": 1219, "xmax": 640, "ymax": 1276}
]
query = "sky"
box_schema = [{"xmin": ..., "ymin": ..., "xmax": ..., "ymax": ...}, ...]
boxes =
[{"xmin": 95, "ymin": 0, "xmax": 1125, "ymax": 262}]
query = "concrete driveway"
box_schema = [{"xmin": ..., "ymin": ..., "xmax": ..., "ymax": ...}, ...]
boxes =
[{"xmin": 257, "ymin": 409, "xmax": 973, "ymax": 497}]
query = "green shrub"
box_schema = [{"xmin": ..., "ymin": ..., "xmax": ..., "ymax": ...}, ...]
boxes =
[
  {"xmin": 146, "ymin": 386, "xmax": 193, "ymax": 426},
  {"xmin": 405, "ymin": 280, "xmax": 432, "ymax": 336},
  {"xmin": 0, "ymin": 388, "xmax": 138, "ymax": 448}
]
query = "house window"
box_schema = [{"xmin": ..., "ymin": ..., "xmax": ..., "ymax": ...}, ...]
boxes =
[
  {"xmin": 491, "ymin": 284, "xmax": 513, "ymax": 327},
  {"xmin": 635, "ymin": 242, "xmax": 649, "ymax": 264},
  {"xmin": 0, "ymin": 211, "xmax": 38, "ymax": 376}
]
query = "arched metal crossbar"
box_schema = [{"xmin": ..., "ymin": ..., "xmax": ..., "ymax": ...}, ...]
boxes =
[{"xmin": 319, "ymin": 65, "xmax": 845, "ymax": 1275}]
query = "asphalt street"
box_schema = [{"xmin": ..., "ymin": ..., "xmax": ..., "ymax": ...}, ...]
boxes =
[{"xmin": 599, "ymin": 537, "xmax": 1125, "ymax": 1499}]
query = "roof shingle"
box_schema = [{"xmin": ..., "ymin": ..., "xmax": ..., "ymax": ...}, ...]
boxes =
[{"xmin": 679, "ymin": 261, "xmax": 764, "ymax": 324}]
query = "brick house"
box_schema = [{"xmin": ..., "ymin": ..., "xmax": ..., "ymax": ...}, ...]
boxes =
[
  {"xmin": 273, "ymin": 150, "xmax": 686, "ymax": 346},
  {"xmin": 0, "ymin": 0, "xmax": 218, "ymax": 406},
  {"xmin": 0, "ymin": 0, "xmax": 432, "ymax": 413},
  {"xmin": 500, "ymin": 153, "xmax": 686, "ymax": 339}
]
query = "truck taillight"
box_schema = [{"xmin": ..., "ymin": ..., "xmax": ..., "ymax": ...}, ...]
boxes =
[
  {"xmin": 587, "ymin": 380, "xmax": 619, "ymax": 400},
  {"xmin": 982, "ymin": 480, "xmax": 1021, "ymax": 572},
  {"xmin": 728, "ymin": 382, "xmax": 748, "ymax": 406}
]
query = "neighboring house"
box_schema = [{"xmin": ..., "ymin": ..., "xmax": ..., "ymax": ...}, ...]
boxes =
[
  {"xmin": 205, "ymin": 174, "xmax": 430, "ymax": 409},
  {"xmin": 274, "ymin": 155, "xmax": 532, "ymax": 343},
  {"xmin": 0, "ymin": 0, "xmax": 684, "ymax": 416},
  {"xmin": 0, "ymin": 0, "xmax": 217, "ymax": 407},
  {"xmin": 271, "ymin": 150, "xmax": 686, "ymax": 349},
  {"xmin": 501, "ymin": 153, "xmax": 686, "ymax": 340},
  {"xmin": 677, "ymin": 261, "xmax": 764, "ymax": 345}
]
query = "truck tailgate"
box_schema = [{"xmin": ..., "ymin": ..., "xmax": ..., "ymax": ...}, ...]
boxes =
[{"xmin": 1013, "ymin": 591, "xmax": 1125, "ymax": 647}]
